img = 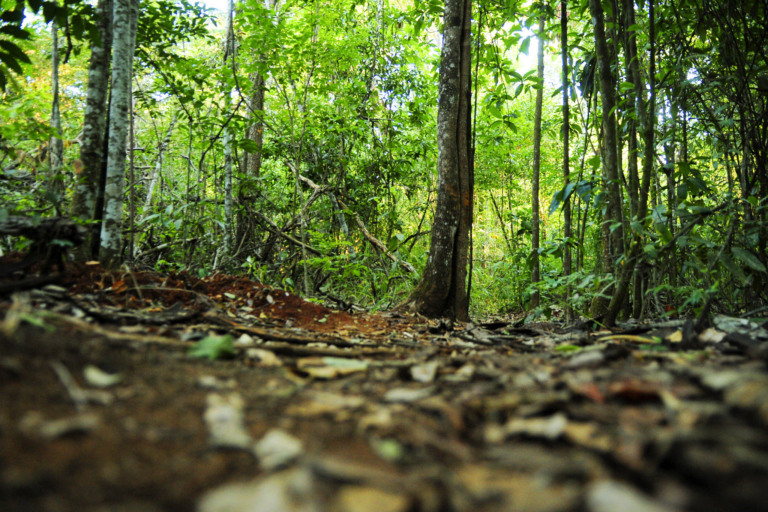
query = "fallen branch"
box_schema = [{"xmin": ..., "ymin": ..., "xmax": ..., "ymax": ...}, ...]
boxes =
[
  {"xmin": 0, "ymin": 216, "xmax": 85, "ymax": 276},
  {"xmin": 336, "ymin": 196, "xmax": 415, "ymax": 274},
  {"xmin": 297, "ymin": 174, "xmax": 415, "ymax": 274},
  {"xmin": 254, "ymin": 212, "xmax": 322, "ymax": 256},
  {"xmin": 134, "ymin": 238, "xmax": 198, "ymax": 260}
]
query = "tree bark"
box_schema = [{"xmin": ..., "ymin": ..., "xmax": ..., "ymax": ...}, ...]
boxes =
[
  {"xmin": 561, "ymin": 0, "xmax": 573, "ymax": 322},
  {"xmin": 588, "ymin": 0, "xmax": 624, "ymax": 320},
  {"xmin": 531, "ymin": 10, "xmax": 545, "ymax": 310},
  {"xmin": 222, "ymin": 0, "xmax": 236, "ymax": 265},
  {"xmin": 605, "ymin": 0, "xmax": 656, "ymax": 325},
  {"xmin": 400, "ymin": 0, "xmax": 473, "ymax": 321},
  {"xmin": 49, "ymin": 21, "xmax": 64, "ymax": 203},
  {"xmin": 140, "ymin": 114, "xmax": 178, "ymax": 225},
  {"xmin": 99, "ymin": 0, "xmax": 139, "ymax": 267},
  {"xmin": 72, "ymin": 0, "xmax": 113, "ymax": 260}
]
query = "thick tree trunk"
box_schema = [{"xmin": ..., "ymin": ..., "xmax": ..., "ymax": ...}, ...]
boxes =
[
  {"xmin": 400, "ymin": 0, "xmax": 473, "ymax": 321},
  {"xmin": 72, "ymin": 0, "xmax": 113, "ymax": 260},
  {"xmin": 99, "ymin": 0, "xmax": 139, "ymax": 267}
]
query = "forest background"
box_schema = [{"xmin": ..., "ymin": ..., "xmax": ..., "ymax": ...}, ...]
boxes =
[{"xmin": 1, "ymin": 0, "xmax": 766, "ymax": 325}]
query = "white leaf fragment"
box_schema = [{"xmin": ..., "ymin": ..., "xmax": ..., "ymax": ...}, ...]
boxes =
[
  {"xmin": 83, "ymin": 364, "xmax": 124, "ymax": 388},
  {"xmin": 20, "ymin": 411, "xmax": 101, "ymax": 440},
  {"xmin": 197, "ymin": 467, "xmax": 320, "ymax": 512},
  {"xmin": 254, "ymin": 429, "xmax": 304, "ymax": 470},
  {"xmin": 587, "ymin": 480, "xmax": 681, "ymax": 512},
  {"xmin": 410, "ymin": 361, "xmax": 439, "ymax": 383},
  {"xmin": 203, "ymin": 392, "xmax": 253, "ymax": 450},
  {"xmin": 383, "ymin": 386, "xmax": 435, "ymax": 403}
]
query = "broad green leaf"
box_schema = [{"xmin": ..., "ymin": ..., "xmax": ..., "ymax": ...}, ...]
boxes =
[
  {"xmin": 0, "ymin": 25, "xmax": 29, "ymax": 39},
  {"xmin": 188, "ymin": 334, "xmax": 235, "ymax": 360},
  {"xmin": 656, "ymin": 224, "xmax": 673, "ymax": 244},
  {"xmin": 619, "ymin": 81, "xmax": 635, "ymax": 92},
  {"xmin": 555, "ymin": 344, "xmax": 582, "ymax": 352},
  {"xmin": 549, "ymin": 182, "xmax": 576, "ymax": 215},
  {"xmin": 719, "ymin": 252, "xmax": 748, "ymax": 284},
  {"xmin": 520, "ymin": 36, "xmax": 530, "ymax": 55},
  {"xmin": 732, "ymin": 247, "xmax": 767, "ymax": 273},
  {"xmin": 0, "ymin": 50, "xmax": 23, "ymax": 74}
]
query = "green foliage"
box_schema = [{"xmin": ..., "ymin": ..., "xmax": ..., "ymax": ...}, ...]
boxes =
[
  {"xmin": 0, "ymin": 0, "xmax": 97, "ymax": 90},
  {"xmin": 3, "ymin": 0, "xmax": 768, "ymax": 322},
  {"xmin": 188, "ymin": 334, "xmax": 235, "ymax": 360}
]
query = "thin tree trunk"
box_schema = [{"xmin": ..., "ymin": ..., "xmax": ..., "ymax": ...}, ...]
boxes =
[
  {"xmin": 561, "ymin": 0, "xmax": 573, "ymax": 322},
  {"xmin": 221, "ymin": 0, "xmax": 236, "ymax": 265},
  {"xmin": 49, "ymin": 21, "xmax": 64, "ymax": 204},
  {"xmin": 72, "ymin": 0, "xmax": 112, "ymax": 260},
  {"xmin": 531, "ymin": 10, "xmax": 545, "ymax": 310},
  {"xmin": 606, "ymin": 0, "xmax": 656, "ymax": 325},
  {"xmin": 622, "ymin": 0, "xmax": 639, "ymax": 220},
  {"xmin": 127, "ymin": 89, "xmax": 135, "ymax": 259},
  {"xmin": 224, "ymin": 129, "xmax": 233, "ymax": 263},
  {"xmin": 588, "ymin": 0, "xmax": 624, "ymax": 320},
  {"xmin": 237, "ymin": 1, "xmax": 275, "ymax": 257},
  {"xmin": 99, "ymin": 0, "xmax": 139, "ymax": 267},
  {"xmin": 140, "ymin": 113, "xmax": 179, "ymax": 223}
]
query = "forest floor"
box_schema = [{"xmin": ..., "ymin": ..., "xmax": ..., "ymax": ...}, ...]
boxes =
[{"xmin": 1, "ymin": 261, "xmax": 768, "ymax": 512}]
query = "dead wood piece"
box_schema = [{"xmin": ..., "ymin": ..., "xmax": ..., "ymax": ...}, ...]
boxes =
[
  {"xmin": 0, "ymin": 274, "xmax": 63, "ymax": 295},
  {"xmin": 41, "ymin": 310, "xmax": 188, "ymax": 348},
  {"xmin": 259, "ymin": 341, "xmax": 394, "ymax": 358},
  {"xmin": 73, "ymin": 299, "xmax": 200, "ymax": 325},
  {"xmin": 330, "ymin": 192, "xmax": 415, "ymax": 274},
  {"xmin": 297, "ymin": 173, "xmax": 415, "ymax": 274},
  {"xmin": 0, "ymin": 216, "xmax": 86, "ymax": 277},
  {"xmin": 203, "ymin": 310, "xmax": 380, "ymax": 348},
  {"xmin": 134, "ymin": 238, "xmax": 198, "ymax": 260},
  {"xmin": 255, "ymin": 212, "xmax": 322, "ymax": 256}
]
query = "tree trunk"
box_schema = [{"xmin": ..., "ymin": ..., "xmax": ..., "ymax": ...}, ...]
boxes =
[
  {"xmin": 561, "ymin": 0, "xmax": 573, "ymax": 322},
  {"xmin": 49, "ymin": 21, "xmax": 64, "ymax": 204},
  {"xmin": 531, "ymin": 10, "xmax": 545, "ymax": 310},
  {"xmin": 588, "ymin": 0, "xmax": 624, "ymax": 320},
  {"xmin": 400, "ymin": 0, "xmax": 473, "ymax": 321},
  {"xmin": 99, "ymin": 0, "xmax": 139, "ymax": 267},
  {"xmin": 605, "ymin": 0, "xmax": 655, "ymax": 325},
  {"xmin": 140, "ymin": 114, "xmax": 179, "ymax": 226},
  {"xmin": 71, "ymin": 0, "xmax": 112, "ymax": 260},
  {"xmin": 236, "ymin": 0, "xmax": 276, "ymax": 259},
  {"xmin": 221, "ymin": 0, "xmax": 236, "ymax": 265},
  {"xmin": 127, "ymin": 89, "xmax": 135, "ymax": 259}
]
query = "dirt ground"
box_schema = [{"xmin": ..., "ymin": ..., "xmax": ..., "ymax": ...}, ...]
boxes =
[{"xmin": 2, "ymin": 261, "xmax": 768, "ymax": 512}]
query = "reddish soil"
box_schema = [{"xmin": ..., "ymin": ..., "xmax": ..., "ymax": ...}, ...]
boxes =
[{"xmin": 2, "ymin": 261, "xmax": 768, "ymax": 512}]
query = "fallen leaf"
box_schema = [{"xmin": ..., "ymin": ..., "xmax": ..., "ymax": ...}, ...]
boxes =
[
  {"xmin": 203, "ymin": 392, "xmax": 253, "ymax": 450},
  {"xmin": 197, "ymin": 467, "xmax": 320, "ymax": 512},
  {"xmin": 188, "ymin": 334, "xmax": 235, "ymax": 361},
  {"xmin": 586, "ymin": 480, "xmax": 682, "ymax": 512},
  {"xmin": 331, "ymin": 485, "xmax": 410, "ymax": 512},
  {"xmin": 254, "ymin": 429, "xmax": 304, "ymax": 470},
  {"xmin": 20, "ymin": 411, "xmax": 101, "ymax": 440},
  {"xmin": 296, "ymin": 357, "xmax": 369, "ymax": 379},
  {"xmin": 383, "ymin": 386, "xmax": 435, "ymax": 403},
  {"xmin": 83, "ymin": 365, "xmax": 124, "ymax": 388},
  {"xmin": 410, "ymin": 361, "xmax": 439, "ymax": 383},
  {"xmin": 503, "ymin": 413, "xmax": 568, "ymax": 440}
]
